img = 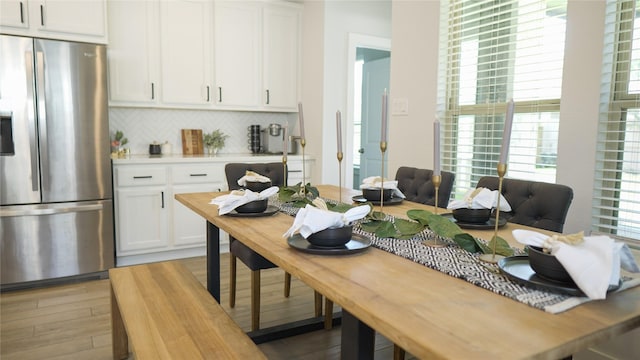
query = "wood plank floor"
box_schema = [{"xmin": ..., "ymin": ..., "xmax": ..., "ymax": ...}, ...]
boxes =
[{"xmin": 1, "ymin": 254, "xmax": 409, "ymax": 360}]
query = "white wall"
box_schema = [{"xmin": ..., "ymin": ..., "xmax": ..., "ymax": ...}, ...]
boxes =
[{"xmin": 318, "ymin": 0, "xmax": 392, "ymax": 185}]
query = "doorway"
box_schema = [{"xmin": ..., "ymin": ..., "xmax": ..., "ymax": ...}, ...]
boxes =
[{"xmin": 345, "ymin": 34, "xmax": 391, "ymax": 189}]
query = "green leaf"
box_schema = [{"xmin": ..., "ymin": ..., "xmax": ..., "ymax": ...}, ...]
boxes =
[
  {"xmin": 375, "ymin": 221, "xmax": 398, "ymax": 238},
  {"xmin": 484, "ymin": 235, "xmax": 514, "ymax": 257},
  {"xmin": 360, "ymin": 220, "xmax": 384, "ymax": 233},
  {"xmin": 327, "ymin": 202, "xmax": 355, "ymax": 213},
  {"xmin": 369, "ymin": 210, "xmax": 386, "ymax": 221},
  {"xmin": 394, "ymin": 218, "xmax": 425, "ymax": 237},
  {"xmin": 453, "ymin": 233, "xmax": 482, "ymax": 253},
  {"xmin": 406, "ymin": 209, "xmax": 433, "ymax": 226},
  {"xmin": 426, "ymin": 214, "xmax": 464, "ymax": 239}
]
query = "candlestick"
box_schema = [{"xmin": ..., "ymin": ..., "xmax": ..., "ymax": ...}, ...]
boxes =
[
  {"xmin": 379, "ymin": 141, "xmax": 387, "ymax": 212},
  {"xmin": 499, "ymin": 99, "xmax": 514, "ymax": 164},
  {"xmin": 337, "ymin": 151, "xmax": 343, "ymax": 204},
  {"xmin": 381, "ymin": 89, "xmax": 388, "ymax": 143},
  {"xmin": 298, "ymin": 102, "xmax": 305, "ymax": 141},
  {"xmin": 282, "ymin": 127, "xmax": 288, "ymax": 186},
  {"xmin": 479, "ymin": 163, "xmax": 507, "ymax": 264},
  {"xmin": 434, "ymin": 118, "xmax": 441, "ymax": 176},
  {"xmin": 336, "ymin": 110, "xmax": 342, "ymax": 153},
  {"xmin": 423, "ymin": 175, "xmax": 445, "ymax": 247}
]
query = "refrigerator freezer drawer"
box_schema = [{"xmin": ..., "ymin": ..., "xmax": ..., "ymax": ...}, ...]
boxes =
[{"xmin": 0, "ymin": 200, "xmax": 115, "ymax": 286}]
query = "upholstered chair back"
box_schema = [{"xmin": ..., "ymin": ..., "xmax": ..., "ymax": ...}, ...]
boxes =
[
  {"xmin": 476, "ymin": 176, "xmax": 573, "ymax": 233},
  {"xmin": 395, "ymin": 166, "xmax": 456, "ymax": 208},
  {"xmin": 225, "ymin": 162, "xmax": 286, "ymax": 190}
]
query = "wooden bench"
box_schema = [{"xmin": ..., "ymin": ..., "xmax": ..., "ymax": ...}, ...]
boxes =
[{"xmin": 109, "ymin": 261, "xmax": 266, "ymax": 360}]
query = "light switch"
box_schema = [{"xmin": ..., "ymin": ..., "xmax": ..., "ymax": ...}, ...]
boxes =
[{"xmin": 392, "ymin": 98, "xmax": 409, "ymax": 116}]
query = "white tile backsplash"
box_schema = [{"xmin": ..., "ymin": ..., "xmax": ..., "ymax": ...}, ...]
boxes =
[{"xmin": 109, "ymin": 108, "xmax": 298, "ymax": 155}]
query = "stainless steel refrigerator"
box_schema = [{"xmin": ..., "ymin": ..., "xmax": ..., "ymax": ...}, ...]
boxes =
[{"xmin": 0, "ymin": 35, "xmax": 114, "ymax": 290}]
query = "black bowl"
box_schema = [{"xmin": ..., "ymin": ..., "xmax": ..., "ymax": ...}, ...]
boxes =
[
  {"xmin": 245, "ymin": 180, "xmax": 272, "ymax": 192},
  {"xmin": 527, "ymin": 245, "xmax": 573, "ymax": 283},
  {"xmin": 452, "ymin": 208, "xmax": 491, "ymax": 224},
  {"xmin": 362, "ymin": 188, "xmax": 393, "ymax": 201},
  {"xmin": 307, "ymin": 226, "xmax": 353, "ymax": 247},
  {"xmin": 235, "ymin": 199, "xmax": 268, "ymax": 213}
]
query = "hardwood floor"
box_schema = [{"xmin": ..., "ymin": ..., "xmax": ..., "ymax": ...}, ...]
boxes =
[{"xmin": 0, "ymin": 254, "xmax": 405, "ymax": 359}]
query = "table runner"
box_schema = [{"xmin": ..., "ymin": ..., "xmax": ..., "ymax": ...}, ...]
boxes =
[{"xmin": 274, "ymin": 198, "xmax": 640, "ymax": 314}]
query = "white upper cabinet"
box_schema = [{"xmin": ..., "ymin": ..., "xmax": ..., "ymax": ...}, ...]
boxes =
[
  {"xmin": 0, "ymin": 0, "xmax": 107, "ymax": 43},
  {"xmin": 214, "ymin": 0, "xmax": 301, "ymax": 111},
  {"xmin": 108, "ymin": 0, "xmax": 213, "ymax": 108},
  {"xmin": 214, "ymin": 1, "xmax": 262, "ymax": 109},
  {"xmin": 263, "ymin": 3, "xmax": 300, "ymax": 111},
  {"xmin": 107, "ymin": 0, "xmax": 160, "ymax": 105},
  {"xmin": 106, "ymin": 0, "xmax": 301, "ymax": 112},
  {"xmin": 160, "ymin": 0, "xmax": 213, "ymax": 106}
]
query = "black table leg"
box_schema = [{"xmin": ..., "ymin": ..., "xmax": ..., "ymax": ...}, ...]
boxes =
[
  {"xmin": 341, "ymin": 310, "xmax": 374, "ymax": 360},
  {"xmin": 206, "ymin": 221, "xmax": 221, "ymax": 302}
]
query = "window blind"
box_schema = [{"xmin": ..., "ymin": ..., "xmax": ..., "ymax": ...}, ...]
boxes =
[
  {"xmin": 439, "ymin": 0, "xmax": 567, "ymax": 198},
  {"xmin": 593, "ymin": 0, "xmax": 640, "ymax": 242}
]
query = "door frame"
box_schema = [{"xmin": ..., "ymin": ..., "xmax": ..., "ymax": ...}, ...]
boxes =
[{"xmin": 345, "ymin": 33, "xmax": 391, "ymax": 189}]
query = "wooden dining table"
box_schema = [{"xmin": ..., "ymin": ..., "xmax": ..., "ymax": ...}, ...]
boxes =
[{"xmin": 175, "ymin": 185, "xmax": 640, "ymax": 359}]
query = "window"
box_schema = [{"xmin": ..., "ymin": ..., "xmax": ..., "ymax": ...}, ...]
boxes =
[
  {"xmin": 439, "ymin": 0, "xmax": 567, "ymax": 198},
  {"xmin": 593, "ymin": 0, "xmax": 640, "ymax": 241}
]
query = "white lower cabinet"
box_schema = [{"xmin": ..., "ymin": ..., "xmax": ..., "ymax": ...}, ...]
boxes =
[
  {"xmin": 113, "ymin": 156, "xmax": 313, "ymax": 266},
  {"xmin": 114, "ymin": 162, "xmax": 226, "ymax": 266}
]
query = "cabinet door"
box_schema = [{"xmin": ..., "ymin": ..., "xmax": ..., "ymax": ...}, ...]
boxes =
[
  {"xmin": 263, "ymin": 4, "xmax": 300, "ymax": 110},
  {"xmin": 173, "ymin": 183, "xmax": 224, "ymax": 247},
  {"xmin": 160, "ymin": 0, "xmax": 213, "ymax": 106},
  {"xmin": 115, "ymin": 187, "xmax": 168, "ymax": 254},
  {"xmin": 214, "ymin": 1, "xmax": 261, "ymax": 108},
  {"xmin": 0, "ymin": 0, "xmax": 29, "ymax": 28},
  {"xmin": 107, "ymin": 0, "xmax": 159, "ymax": 105},
  {"xmin": 36, "ymin": 0, "xmax": 106, "ymax": 37}
]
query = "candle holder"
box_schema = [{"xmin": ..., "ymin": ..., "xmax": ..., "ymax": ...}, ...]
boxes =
[
  {"xmin": 300, "ymin": 138, "xmax": 306, "ymax": 197},
  {"xmin": 423, "ymin": 175, "xmax": 446, "ymax": 248},
  {"xmin": 337, "ymin": 151, "xmax": 343, "ymax": 203},
  {"xmin": 479, "ymin": 163, "xmax": 507, "ymax": 264},
  {"xmin": 379, "ymin": 141, "xmax": 387, "ymax": 213},
  {"xmin": 282, "ymin": 154, "xmax": 288, "ymax": 187}
]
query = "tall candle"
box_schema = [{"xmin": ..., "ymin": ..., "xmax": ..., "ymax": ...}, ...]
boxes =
[
  {"xmin": 381, "ymin": 89, "xmax": 388, "ymax": 142},
  {"xmin": 298, "ymin": 102, "xmax": 305, "ymax": 140},
  {"xmin": 499, "ymin": 99, "xmax": 514, "ymax": 164},
  {"xmin": 336, "ymin": 110, "xmax": 343, "ymax": 153},
  {"xmin": 282, "ymin": 126, "xmax": 288, "ymax": 155},
  {"xmin": 434, "ymin": 118, "xmax": 441, "ymax": 176}
]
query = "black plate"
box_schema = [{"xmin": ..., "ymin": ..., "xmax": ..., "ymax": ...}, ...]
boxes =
[
  {"xmin": 226, "ymin": 205, "xmax": 279, "ymax": 217},
  {"xmin": 441, "ymin": 213, "xmax": 507, "ymax": 229},
  {"xmin": 352, "ymin": 195, "xmax": 403, "ymax": 206},
  {"xmin": 288, "ymin": 233, "xmax": 371, "ymax": 255},
  {"xmin": 498, "ymin": 256, "xmax": 621, "ymax": 296}
]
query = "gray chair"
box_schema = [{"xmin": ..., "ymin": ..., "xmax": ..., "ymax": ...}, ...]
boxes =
[
  {"xmin": 395, "ymin": 166, "xmax": 456, "ymax": 208},
  {"xmin": 392, "ymin": 166, "xmax": 455, "ymax": 360},
  {"xmin": 224, "ymin": 162, "xmax": 321, "ymax": 331},
  {"xmin": 476, "ymin": 176, "xmax": 574, "ymax": 233}
]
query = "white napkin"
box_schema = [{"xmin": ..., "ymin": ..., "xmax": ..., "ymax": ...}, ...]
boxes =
[
  {"xmin": 237, "ymin": 171, "xmax": 271, "ymax": 187},
  {"xmin": 359, "ymin": 176, "xmax": 405, "ymax": 199},
  {"xmin": 447, "ymin": 187, "xmax": 512, "ymax": 212},
  {"xmin": 513, "ymin": 229, "xmax": 640, "ymax": 299},
  {"xmin": 283, "ymin": 204, "xmax": 371, "ymax": 239},
  {"xmin": 210, "ymin": 186, "xmax": 279, "ymax": 215}
]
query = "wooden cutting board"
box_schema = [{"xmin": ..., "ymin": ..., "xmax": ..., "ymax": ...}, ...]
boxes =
[{"xmin": 181, "ymin": 129, "xmax": 204, "ymax": 155}]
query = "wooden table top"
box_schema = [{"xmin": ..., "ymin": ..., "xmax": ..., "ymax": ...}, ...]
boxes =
[{"xmin": 175, "ymin": 185, "xmax": 640, "ymax": 359}]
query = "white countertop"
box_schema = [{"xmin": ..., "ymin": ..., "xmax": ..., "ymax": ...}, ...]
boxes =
[{"xmin": 111, "ymin": 153, "xmax": 311, "ymax": 165}]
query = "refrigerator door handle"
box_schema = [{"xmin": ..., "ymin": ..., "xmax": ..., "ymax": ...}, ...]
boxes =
[
  {"xmin": 0, "ymin": 203, "xmax": 104, "ymax": 217},
  {"xmin": 35, "ymin": 50, "xmax": 49, "ymax": 191},
  {"xmin": 25, "ymin": 50, "xmax": 39, "ymax": 192}
]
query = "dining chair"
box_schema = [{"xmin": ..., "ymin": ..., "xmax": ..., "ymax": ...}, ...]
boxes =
[
  {"xmin": 476, "ymin": 176, "xmax": 574, "ymax": 233},
  {"xmin": 224, "ymin": 162, "xmax": 322, "ymax": 331},
  {"xmin": 395, "ymin": 166, "xmax": 456, "ymax": 208},
  {"xmin": 392, "ymin": 166, "xmax": 455, "ymax": 360}
]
